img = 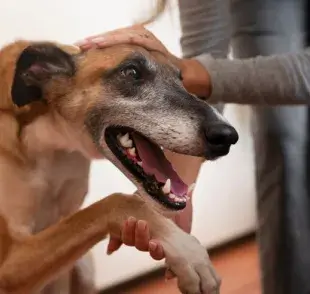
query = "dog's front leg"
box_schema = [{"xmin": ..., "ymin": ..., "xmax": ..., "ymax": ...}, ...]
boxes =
[
  {"xmin": 0, "ymin": 193, "xmax": 220, "ymax": 294},
  {"xmin": 0, "ymin": 193, "xmax": 127, "ymax": 294}
]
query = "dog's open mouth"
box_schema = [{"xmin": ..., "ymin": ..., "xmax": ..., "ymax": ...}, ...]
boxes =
[{"xmin": 104, "ymin": 127, "xmax": 193, "ymax": 210}]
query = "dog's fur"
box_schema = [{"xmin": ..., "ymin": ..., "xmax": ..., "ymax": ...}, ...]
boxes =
[{"xmin": 0, "ymin": 40, "xmax": 236, "ymax": 294}]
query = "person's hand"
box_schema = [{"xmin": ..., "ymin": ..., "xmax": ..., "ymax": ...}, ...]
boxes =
[
  {"xmin": 107, "ymin": 216, "xmax": 165, "ymax": 260},
  {"xmin": 107, "ymin": 216, "xmax": 177, "ymax": 280},
  {"xmin": 75, "ymin": 25, "xmax": 181, "ymax": 67},
  {"xmin": 106, "ymin": 186, "xmax": 193, "ymax": 254}
]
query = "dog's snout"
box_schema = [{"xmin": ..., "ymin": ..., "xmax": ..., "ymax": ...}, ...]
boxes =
[{"xmin": 204, "ymin": 123, "xmax": 239, "ymax": 158}]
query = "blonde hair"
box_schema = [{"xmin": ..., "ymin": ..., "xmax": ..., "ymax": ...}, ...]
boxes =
[{"xmin": 138, "ymin": 0, "xmax": 169, "ymax": 26}]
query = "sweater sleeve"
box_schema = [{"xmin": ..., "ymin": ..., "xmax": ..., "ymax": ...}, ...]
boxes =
[
  {"xmin": 196, "ymin": 50, "xmax": 310, "ymax": 105},
  {"xmin": 178, "ymin": 0, "xmax": 310, "ymax": 105}
]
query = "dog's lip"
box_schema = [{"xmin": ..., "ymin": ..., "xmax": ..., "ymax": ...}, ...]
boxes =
[{"xmin": 102, "ymin": 126, "xmax": 189, "ymax": 211}]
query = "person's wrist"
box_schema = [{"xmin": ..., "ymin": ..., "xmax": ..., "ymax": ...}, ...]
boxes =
[{"xmin": 180, "ymin": 59, "xmax": 211, "ymax": 99}]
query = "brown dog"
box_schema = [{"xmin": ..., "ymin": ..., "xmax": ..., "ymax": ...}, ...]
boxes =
[{"xmin": 0, "ymin": 40, "xmax": 238, "ymax": 294}]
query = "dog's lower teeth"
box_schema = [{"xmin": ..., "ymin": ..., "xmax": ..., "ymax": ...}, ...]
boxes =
[
  {"xmin": 162, "ymin": 179, "xmax": 171, "ymax": 194},
  {"xmin": 137, "ymin": 161, "xmax": 143, "ymax": 166},
  {"xmin": 168, "ymin": 193, "xmax": 175, "ymax": 199},
  {"xmin": 118, "ymin": 133, "xmax": 133, "ymax": 148}
]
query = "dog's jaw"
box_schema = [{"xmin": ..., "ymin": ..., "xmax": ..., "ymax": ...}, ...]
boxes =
[
  {"xmin": 95, "ymin": 130, "xmax": 186, "ymax": 214},
  {"xmin": 21, "ymin": 112, "xmax": 102, "ymax": 159},
  {"xmin": 19, "ymin": 110, "xmax": 178, "ymax": 214}
]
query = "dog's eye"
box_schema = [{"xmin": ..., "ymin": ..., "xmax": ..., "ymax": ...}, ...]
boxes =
[{"xmin": 121, "ymin": 66, "xmax": 142, "ymax": 80}]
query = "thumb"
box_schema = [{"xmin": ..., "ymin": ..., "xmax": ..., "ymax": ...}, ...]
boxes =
[{"xmin": 107, "ymin": 237, "xmax": 123, "ymax": 255}]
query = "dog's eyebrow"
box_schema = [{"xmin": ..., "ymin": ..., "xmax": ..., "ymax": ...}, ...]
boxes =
[
  {"xmin": 102, "ymin": 52, "xmax": 153, "ymax": 78},
  {"xmin": 120, "ymin": 52, "xmax": 150, "ymax": 68}
]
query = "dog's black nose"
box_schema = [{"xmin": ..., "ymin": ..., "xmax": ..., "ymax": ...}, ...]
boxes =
[
  {"xmin": 204, "ymin": 123, "xmax": 239, "ymax": 157},
  {"xmin": 206, "ymin": 124, "xmax": 239, "ymax": 146}
]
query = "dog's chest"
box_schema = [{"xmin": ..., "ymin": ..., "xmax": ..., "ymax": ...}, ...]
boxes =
[{"xmin": 29, "ymin": 151, "xmax": 91, "ymax": 233}]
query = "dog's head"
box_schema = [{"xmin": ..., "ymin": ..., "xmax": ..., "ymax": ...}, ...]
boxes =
[{"xmin": 4, "ymin": 41, "xmax": 238, "ymax": 211}]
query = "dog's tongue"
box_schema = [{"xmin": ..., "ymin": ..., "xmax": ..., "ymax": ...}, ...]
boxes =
[{"xmin": 132, "ymin": 133, "xmax": 188, "ymax": 197}]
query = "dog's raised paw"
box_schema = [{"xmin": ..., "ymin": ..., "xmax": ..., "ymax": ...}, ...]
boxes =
[{"xmin": 162, "ymin": 232, "xmax": 221, "ymax": 294}]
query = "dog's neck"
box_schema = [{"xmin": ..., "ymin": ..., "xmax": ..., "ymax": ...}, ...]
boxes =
[{"xmin": 20, "ymin": 111, "xmax": 101, "ymax": 160}]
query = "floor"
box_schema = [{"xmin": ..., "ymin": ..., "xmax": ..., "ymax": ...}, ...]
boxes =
[{"xmin": 101, "ymin": 236, "xmax": 261, "ymax": 294}]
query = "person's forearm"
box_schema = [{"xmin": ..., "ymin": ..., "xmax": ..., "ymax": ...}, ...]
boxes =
[
  {"xmin": 178, "ymin": 0, "xmax": 310, "ymax": 105},
  {"xmin": 194, "ymin": 50, "xmax": 310, "ymax": 105}
]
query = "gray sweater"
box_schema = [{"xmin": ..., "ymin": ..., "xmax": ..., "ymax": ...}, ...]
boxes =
[{"xmin": 178, "ymin": 0, "xmax": 310, "ymax": 105}]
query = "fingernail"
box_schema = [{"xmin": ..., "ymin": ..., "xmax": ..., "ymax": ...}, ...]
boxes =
[
  {"xmin": 149, "ymin": 241, "xmax": 157, "ymax": 251},
  {"xmin": 137, "ymin": 220, "xmax": 146, "ymax": 231},
  {"xmin": 75, "ymin": 39, "xmax": 88, "ymax": 46},
  {"xmin": 127, "ymin": 216, "xmax": 136, "ymax": 223},
  {"xmin": 80, "ymin": 43, "xmax": 93, "ymax": 49},
  {"xmin": 91, "ymin": 36, "xmax": 105, "ymax": 43}
]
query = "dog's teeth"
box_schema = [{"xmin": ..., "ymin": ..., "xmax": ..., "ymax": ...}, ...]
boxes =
[
  {"xmin": 168, "ymin": 192, "xmax": 187, "ymax": 203},
  {"xmin": 137, "ymin": 161, "xmax": 143, "ymax": 167},
  {"xmin": 168, "ymin": 193, "xmax": 175, "ymax": 199},
  {"xmin": 124, "ymin": 139, "xmax": 133, "ymax": 148},
  {"xmin": 188, "ymin": 183, "xmax": 196, "ymax": 194},
  {"xmin": 128, "ymin": 147, "xmax": 136, "ymax": 157},
  {"xmin": 176, "ymin": 197, "xmax": 186, "ymax": 203},
  {"xmin": 162, "ymin": 179, "xmax": 171, "ymax": 194},
  {"xmin": 118, "ymin": 133, "xmax": 133, "ymax": 148},
  {"xmin": 117, "ymin": 133, "xmax": 127, "ymax": 141},
  {"xmin": 123, "ymin": 133, "xmax": 130, "ymax": 141}
]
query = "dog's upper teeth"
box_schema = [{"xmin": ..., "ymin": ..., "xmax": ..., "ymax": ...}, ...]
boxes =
[
  {"xmin": 118, "ymin": 133, "xmax": 133, "ymax": 148},
  {"xmin": 117, "ymin": 133, "xmax": 126, "ymax": 141},
  {"xmin": 162, "ymin": 179, "xmax": 171, "ymax": 194},
  {"xmin": 126, "ymin": 140, "xmax": 133, "ymax": 148},
  {"xmin": 128, "ymin": 147, "xmax": 136, "ymax": 157},
  {"xmin": 137, "ymin": 161, "xmax": 143, "ymax": 167},
  {"xmin": 123, "ymin": 133, "xmax": 130, "ymax": 141}
]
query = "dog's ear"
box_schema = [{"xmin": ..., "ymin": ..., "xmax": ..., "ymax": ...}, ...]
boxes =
[{"xmin": 12, "ymin": 43, "xmax": 76, "ymax": 107}]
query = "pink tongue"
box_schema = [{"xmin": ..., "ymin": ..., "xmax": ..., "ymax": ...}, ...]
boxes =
[{"xmin": 131, "ymin": 133, "xmax": 188, "ymax": 197}]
